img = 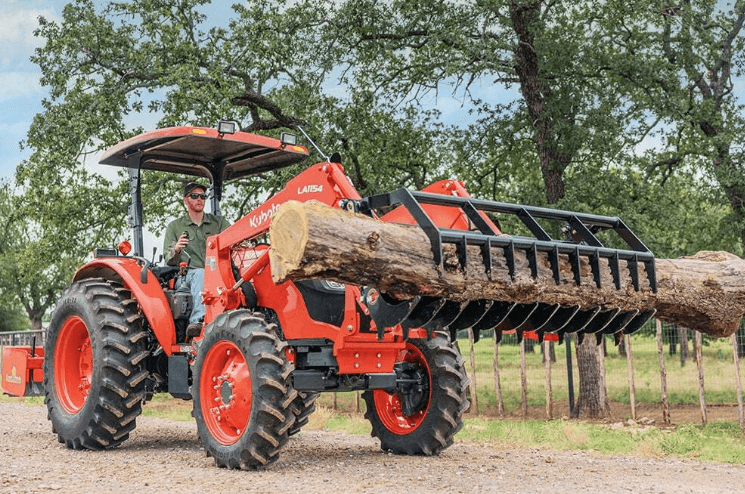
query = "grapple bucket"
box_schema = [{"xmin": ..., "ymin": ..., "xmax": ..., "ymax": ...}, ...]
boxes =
[{"xmin": 360, "ymin": 185, "xmax": 657, "ymax": 344}]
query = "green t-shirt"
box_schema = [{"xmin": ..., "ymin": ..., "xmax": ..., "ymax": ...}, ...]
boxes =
[{"xmin": 163, "ymin": 213, "xmax": 231, "ymax": 268}]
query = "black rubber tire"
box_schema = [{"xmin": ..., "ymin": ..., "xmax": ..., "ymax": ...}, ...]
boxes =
[
  {"xmin": 192, "ymin": 310, "xmax": 296, "ymax": 469},
  {"xmin": 288, "ymin": 391, "xmax": 320, "ymax": 437},
  {"xmin": 362, "ymin": 332, "xmax": 469, "ymax": 455},
  {"xmin": 44, "ymin": 278, "xmax": 149, "ymax": 450}
]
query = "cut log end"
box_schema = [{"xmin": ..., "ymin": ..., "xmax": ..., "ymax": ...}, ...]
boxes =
[{"xmin": 268, "ymin": 201, "xmax": 310, "ymax": 282}]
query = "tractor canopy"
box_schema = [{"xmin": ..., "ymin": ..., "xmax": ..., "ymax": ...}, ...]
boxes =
[
  {"xmin": 100, "ymin": 124, "xmax": 310, "ymax": 257},
  {"xmin": 99, "ymin": 125, "xmax": 310, "ymax": 182}
]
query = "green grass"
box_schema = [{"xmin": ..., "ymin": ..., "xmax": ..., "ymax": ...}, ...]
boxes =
[
  {"xmin": 4, "ymin": 391, "xmax": 745, "ymax": 464},
  {"xmin": 302, "ymin": 404, "xmax": 745, "ymax": 464},
  {"xmin": 458, "ymin": 417, "xmax": 745, "ymax": 463},
  {"xmin": 461, "ymin": 333, "xmax": 745, "ymax": 415}
]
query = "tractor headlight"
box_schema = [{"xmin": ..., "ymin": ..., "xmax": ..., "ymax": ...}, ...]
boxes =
[
  {"xmin": 217, "ymin": 120, "xmax": 238, "ymax": 135},
  {"xmin": 280, "ymin": 132, "xmax": 297, "ymax": 147}
]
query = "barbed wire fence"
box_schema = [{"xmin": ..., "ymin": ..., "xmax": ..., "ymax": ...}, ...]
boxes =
[
  {"xmin": 460, "ymin": 319, "xmax": 745, "ymax": 429},
  {"xmin": 3, "ymin": 323, "xmax": 744, "ymax": 429}
]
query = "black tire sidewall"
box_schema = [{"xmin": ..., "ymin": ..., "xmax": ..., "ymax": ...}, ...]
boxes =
[
  {"xmin": 192, "ymin": 310, "xmax": 296, "ymax": 469},
  {"xmin": 45, "ymin": 286, "xmax": 105, "ymax": 441},
  {"xmin": 43, "ymin": 279, "xmax": 147, "ymax": 449},
  {"xmin": 363, "ymin": 334, "xmax": 467, "ymax": 454}
]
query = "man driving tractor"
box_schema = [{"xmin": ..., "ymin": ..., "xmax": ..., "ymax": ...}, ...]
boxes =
[{"xmin": 163, "ymin": 181, "xmax": 231, "ymax": 335}]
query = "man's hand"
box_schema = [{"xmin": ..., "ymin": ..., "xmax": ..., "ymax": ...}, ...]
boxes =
[{"xmin": 174, "ymin": 232, "xmax": 189, "ymax": 254}]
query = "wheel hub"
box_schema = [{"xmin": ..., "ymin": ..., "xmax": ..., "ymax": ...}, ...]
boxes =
[
  {"xmin": 395, "ymin": 363, "xmax": 428, "ymax": 416},
  {"xmin": 54, "ymin": 316, "xmax": 94, "ymax": 414},
  {"xmin": 200, "ymin": 342, "xmax": 252, "ymax": 445}
]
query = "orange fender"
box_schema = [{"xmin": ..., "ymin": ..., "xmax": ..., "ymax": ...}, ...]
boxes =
[{"xmin": 73, "ymin": 258, "xmax": 177, "ymax": 355}]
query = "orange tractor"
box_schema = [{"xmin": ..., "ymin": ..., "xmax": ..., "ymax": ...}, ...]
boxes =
[{"xmin": 2, "ymin": 123, "xmax": 655, "ymax": 469}]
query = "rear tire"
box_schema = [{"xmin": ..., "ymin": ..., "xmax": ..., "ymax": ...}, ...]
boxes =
[
  {"xmin": 44, "ymin": 278, "xmax": 149, "ymax": 450},
  {"xmin": 362, "ymin": 332, "xmax": 468, "ymax": 455},
  {"xmin": 192, "ymin": 310, "xmax": 296, "ymax": 469},
  {"xmin": 288, "ymin": 392, "xmax": 320, "ymax": 437}
]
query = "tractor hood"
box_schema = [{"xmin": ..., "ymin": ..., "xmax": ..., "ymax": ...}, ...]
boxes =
[{"xmin": 99, "ymin": 126, "xmax": 310, "ymax": 182}]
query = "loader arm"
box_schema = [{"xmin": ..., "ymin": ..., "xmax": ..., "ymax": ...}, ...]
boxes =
[
  {"xmin": 202, "ymin": 161, "xmax": 362, "ymax": 322},
  {"xmin": 202, "ymin": 161, "xmax": 491, "ymax": 326}
]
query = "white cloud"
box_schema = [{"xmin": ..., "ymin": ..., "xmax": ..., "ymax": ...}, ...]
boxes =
[
  {"xmin": 0, "ymin": 72, "xmax": 43, "ymax": 103},
  {"xmin": 0, "ymin": 8, "xmax": 58, "ymax": 66}
]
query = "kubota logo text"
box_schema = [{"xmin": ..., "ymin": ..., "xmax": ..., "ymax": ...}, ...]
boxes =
[
  {"xmin": 298, "ymin": 184, "xmax": 323, "ymax": 194},
  {"xmin": 248, "ymin": 203, "xmax": 282, "ymax": 228},
  {"xmin": 5, "ymin": 366, "xmax": 22, "ymax": 385}
]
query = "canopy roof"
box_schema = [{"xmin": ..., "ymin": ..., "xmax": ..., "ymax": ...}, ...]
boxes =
[{"xmin": 99, "ymin": 126, "xmax": 309, "ymax": 182}]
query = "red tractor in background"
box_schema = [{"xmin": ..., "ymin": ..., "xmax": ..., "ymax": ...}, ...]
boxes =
[{"xmin": 2, "ymin": 122, "xmax": 656, "ymax": 470}]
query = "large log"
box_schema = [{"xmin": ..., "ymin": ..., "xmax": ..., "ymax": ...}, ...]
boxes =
[{"xmin": 268, "ymin": 200, "xmax": 745, "ymax": 338}]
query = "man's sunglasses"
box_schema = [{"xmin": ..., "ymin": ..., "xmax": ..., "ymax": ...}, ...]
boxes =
[{"xmin": 188, "ymin": 193, "xmax": 207, "ymax": 200}]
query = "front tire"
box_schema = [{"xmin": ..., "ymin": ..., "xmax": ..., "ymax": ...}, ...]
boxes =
[
  {"xmin": 44, "ymin": 278, "xmax": 149, "ymax": 450},
  {"xmin": 192, "ymin": 310, "xmax": 296, "ymax": 469},
  {"xmin": 362, "ymin": 332, "xmax": 469, "ymax": 455}
]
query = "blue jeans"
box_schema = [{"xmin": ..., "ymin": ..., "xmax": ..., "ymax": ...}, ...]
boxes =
[{"xmin": 176, "ymin": 268, "xmax": 205, "ymax": 325}]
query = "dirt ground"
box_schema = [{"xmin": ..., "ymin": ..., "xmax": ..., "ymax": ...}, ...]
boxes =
[{"xmin": 1, "ymin": 402, "xmax": 744, "ymax": 494}]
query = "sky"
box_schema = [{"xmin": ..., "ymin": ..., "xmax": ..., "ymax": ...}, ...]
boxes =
[
  {"xmin": 0, "ymin": 0, "xmax": 483, "ymax": 256},
  {"xmin": 1, "ymin": 1, "xmax": 742, "ymax": 183},
  {"xmin": 0, "ymin": 0, "xmax": 64, "ymax": 180},
  {"xmin": 0, "ymin": 0, "xmax": 494, "ymax": 183}
]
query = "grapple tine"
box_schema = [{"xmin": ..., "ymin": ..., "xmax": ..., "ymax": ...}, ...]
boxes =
[
  {"xmin": 595, "ymin": 332, "xmax": 603, "ymax": 345},
  {"xmin": 450, "ymin": 300, "xmax": 493, "ymax": 330},
  {"xmin": 526, "ymin": 303, "xmax": 561, "ymax": 332},
  {"xmin": 540, "ymin": 305, "xmax": 581, "ymax": 333},
  {"xmin": 472, "ymin": 301, "xmax": 514, "ymax": 331},
  {"xmin": 614, "ymin": 331, "xmax": 623, "ymax": 346},
  {"xmin": 400, "ymin": 296, "xmax": 446, "ymax": 340},
  {"xmin": 560, "ymin": 306, "xmax": 601, "ymax": 335},
  {"xmin": 494, "ymin": 328, "xmax": 503, "ymax": 343},
  {"xmin": 622, "ymin": 309, "xmax": 656, "ymax": 334},
  {"xmin": 494, "ymin": 303, "xmax": 539, "ymax": 333},
  {"xmin": 582, "ymin": 308, "xmax": 621, "ymax": 334},
  {"xmin": 601, "ymin": 309, "xmax": 639, "ymax": 335},
  {"xmin": 423, "ymin": 300, "xmax": 463, "ymax": 330},
  {"xmin": 524, "ymin": 303, "xmax": 560, "ymax": 342}
]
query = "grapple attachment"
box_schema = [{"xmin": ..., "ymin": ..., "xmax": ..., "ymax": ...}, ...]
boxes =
[{"xmin": 359, "ymin": 183, "xmax": 657, "ymax": 344}]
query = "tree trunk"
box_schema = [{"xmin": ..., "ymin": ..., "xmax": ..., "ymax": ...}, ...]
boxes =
[
  {"xmin": 269, "ymin": 201, "xmax": 745, "ymax": 338},
  {"xmin": 26, "ymin": 309, "xmax": 43, "ymax": 330},
  {"xmin": 572, "ymin": 335, "xmax": 611, "ymax": 419},
  {"xmin": 678, "ymin": 325, "xmax": 690, "ymax": 366}
]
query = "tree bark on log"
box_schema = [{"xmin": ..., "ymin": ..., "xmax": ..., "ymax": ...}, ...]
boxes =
[{"xmin": 268, "ymin": 200, "xmax": 745, "ymax": 338}]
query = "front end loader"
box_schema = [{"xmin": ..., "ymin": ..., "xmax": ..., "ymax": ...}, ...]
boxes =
[{"xmin": 2, "ymin": 123, "xmax": 655, "ymax": 469}]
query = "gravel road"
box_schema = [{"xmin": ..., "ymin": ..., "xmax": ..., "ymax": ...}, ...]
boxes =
[{"xmin": 1, "ymin": 402, "xmax": 743, "ymax": 494}]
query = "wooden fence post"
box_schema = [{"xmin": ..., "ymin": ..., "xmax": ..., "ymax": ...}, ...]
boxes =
[
  {"xmin": 543, "ymin": 339, "xmax": 553, "ymax": 420},
  {"xmin": 520, "ymin": 337, "xmax": 528, "ymax": 419},
  {"xmin": 732, "ymin": 333, "xmax": 744, "ymax": 432},
  {"xmin": 694, "ymin": 330, "xmax": 707, "ymax": 424},
  {"xmin": 493, "ymin": 331, "xmax": 504, "ymax": 416},
  {"xmin": 467, "ymin": 327, "xmax": 479, "ymax": 415},
  {"xmin": 625, "ymin": 334, "xmax": 636, "ymax": 421},
  {"xmin": 656, "ymin": 319, "xmax": 671, "ymax": 424}
]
